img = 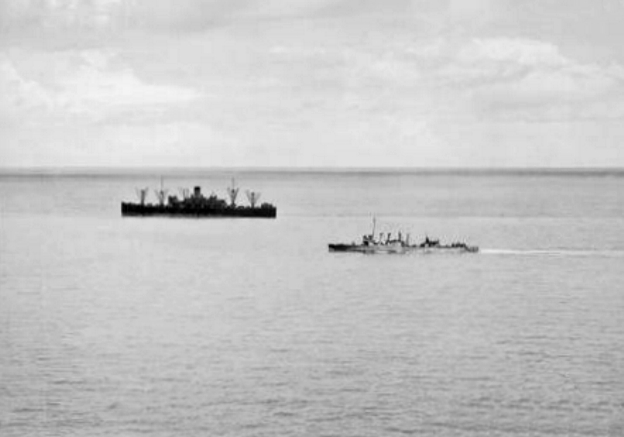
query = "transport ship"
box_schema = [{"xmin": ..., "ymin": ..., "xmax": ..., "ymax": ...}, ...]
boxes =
[{"xmin": 121, "ymin": 179, "xmax": 276, "ymax": 218}]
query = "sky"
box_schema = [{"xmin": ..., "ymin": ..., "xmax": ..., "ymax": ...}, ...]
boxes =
[{"xmin": 1, "ymin": 0, "xmax": 624, "ymax": 168}]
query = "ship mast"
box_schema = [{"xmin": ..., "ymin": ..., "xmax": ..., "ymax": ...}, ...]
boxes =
[
  {"xmin": 227, "ymin": 178, "xmax": 239, "ymax": 207},
  {"xmin": 154, "ymin": 176, "xmax": 168, "ymax": 206},
  {"xmin": 246, "ymin": 190, "xmax": 261, "ymax": 208},
  {"xmin": 178, "ymin": 187, "xmax": 190, "ymax": 200},
  {"xmin": 371, "ymin": 216, "xmax": 376, "ymax": 242}
]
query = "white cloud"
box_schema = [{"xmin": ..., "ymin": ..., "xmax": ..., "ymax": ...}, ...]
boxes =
[
  {"xmin": 404, "ymin": 37, "xmax": 624, "ymax": 121},
  {"xmin": 263, "ymin": 36, "xmax": 624, "ymax": 125},
  {"xmin": 0, "ymin": 54, "xmax": 55, "ymax": 112},
  {"xmin": 58, "ymin": 50, "xmax": 199, "ymax": 116},
  {"xmin": 2, "ymin": 2, "xmax": 624, "ymax": 168},
  {"xmin": 0, "ymin": 49, "xmax": 200, "ymax": 123},
  {"xmin": 458, "ymin": 38, "xmax": 567, "ymax": 67}
]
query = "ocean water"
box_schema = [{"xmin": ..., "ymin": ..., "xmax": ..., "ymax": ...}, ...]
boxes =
[{"xmin": 1, "ymin": 170, "xmax": 623, "ymax": 437}]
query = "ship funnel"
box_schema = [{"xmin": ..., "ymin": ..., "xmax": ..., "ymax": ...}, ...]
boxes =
[
  {"xmin": 227, "ymin": 178, "xmax": 239, "ymax": 207},
  {"xmin": 135, "ymin": 187, "xmax": 149, "ymax": 205},
  {"xmin": 245, "ymin": 190, "xmax": 261, "ymax": 208}
]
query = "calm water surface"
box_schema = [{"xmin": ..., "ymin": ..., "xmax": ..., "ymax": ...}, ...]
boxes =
[{"xmin": 1, "ymin": 170, "xmax": 623, "ymax": 436}]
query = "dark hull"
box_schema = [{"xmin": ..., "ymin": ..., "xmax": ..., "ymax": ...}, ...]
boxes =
[{"xmin": 121, "ymin": 203, "xmax": 276, "ymax": 218}]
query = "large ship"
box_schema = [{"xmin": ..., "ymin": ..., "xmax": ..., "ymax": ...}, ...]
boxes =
[
  {"xmin": 121, "ymin": 179, "xmax": 277, "ymax": 218},
  {"xmin": 328, "ymin": 219, "xmax": 478, "ymax": 254}
]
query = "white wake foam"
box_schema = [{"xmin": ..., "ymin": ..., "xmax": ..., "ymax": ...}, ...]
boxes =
[{"xmin": 481, "ymin": 248, "xmax": 624, "ymax": 257}]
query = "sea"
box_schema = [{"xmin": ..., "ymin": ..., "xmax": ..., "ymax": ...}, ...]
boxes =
[{"xmin": 1, "ymin": 169, "xmax": 623, "ymax": 437}]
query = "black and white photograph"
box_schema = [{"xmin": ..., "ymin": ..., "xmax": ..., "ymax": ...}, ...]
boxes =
[{"xmin": 1, "ymin": 1, "xmax": 623, "ymax": 436}]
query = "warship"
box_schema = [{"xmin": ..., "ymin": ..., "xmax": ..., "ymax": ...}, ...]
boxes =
[
  {"xmin": 328, "ymin": 219, "xmax": 478, "ymax": 254},
  {"xmin": 121, "ymin": 179, "xmax": 276, "ymax": 218}
]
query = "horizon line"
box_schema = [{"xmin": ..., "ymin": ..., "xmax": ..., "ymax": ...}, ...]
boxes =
[{"xmin": 1, "ymin": 165, "xmax": 624, "ymax": 176}]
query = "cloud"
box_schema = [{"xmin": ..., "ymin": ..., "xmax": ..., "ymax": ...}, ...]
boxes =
[
  {"xmin": 2, "ymin": 2, "xmax": 624, "ymax": 168},
  {"xmin": 0, "ymin": 0, "xmax": 491, "ymax": 39},
  {"xmin": 0, "ymin": 0, "xmax": 266, "ymax": 35},
  {"xmin": 1, "ymin": 0, "xmax": 121, "ymax": 32},
  {"xmin": 0, "ymin": 54, "xmax": 55, "ymax": 113},
  {"xmin": 458, "ymin": 38, "xmax": 566, "ymax": 67},
  {"xmin": 0, "ymin": 49, "xmax": 200, "ymax": 123},
  {"xmin": 266, "ymin": 36, "xmax": 624, "ymax": 123},
  {"xmin": 448, "ymin": 0, "xmax": 500, "ymax": 27},
  {"xmin": 402, "ymin": 37, "xmax": 624, "ymax": 121}
]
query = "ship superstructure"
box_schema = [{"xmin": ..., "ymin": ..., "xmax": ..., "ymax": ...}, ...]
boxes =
[
  {"xmin": 328, "ymin": 218, "xmax": 478, "ymax": 253},
  {"xmin": 121, "ymin": 179, "xmax": 276, "ymax": 218}
]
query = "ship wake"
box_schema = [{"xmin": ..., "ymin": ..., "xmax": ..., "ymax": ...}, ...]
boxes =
[{"xmin": 481, "ymin": 248, "xmax": 624, "ymax": 258}]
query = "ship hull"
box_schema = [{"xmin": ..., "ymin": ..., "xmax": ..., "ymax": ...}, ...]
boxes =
[
  {"xmin": 328, "ymin": 244, "xmax": 478, "ymax": 254},
  {"xmin": 121, "ymin": 203, "xmax": 277, "ymax": 218}
]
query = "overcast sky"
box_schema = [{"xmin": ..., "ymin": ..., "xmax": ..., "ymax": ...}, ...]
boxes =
[{"xmin": 1, "ymin": 0, "xmax": 624, "ymax": 168}]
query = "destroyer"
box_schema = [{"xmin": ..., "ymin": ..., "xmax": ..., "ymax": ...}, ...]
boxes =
[
  {"xmin": 121, "ymin": 179, "xmax": 276, "ymax": 218},
  {"xmin": 328, "ymin": 219, "xmax": 478, "ymax": 254}
]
